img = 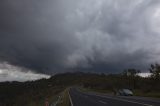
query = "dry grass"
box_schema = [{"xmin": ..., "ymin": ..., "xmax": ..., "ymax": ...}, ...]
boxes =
[{"xmin": 57, "ymin": 88, "xmax": 71, "ymax": 106}]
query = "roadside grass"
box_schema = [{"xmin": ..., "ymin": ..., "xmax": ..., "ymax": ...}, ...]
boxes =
[
  {"xmin": 133, "ymin": 90, "xmax": 160, "ymax": 98},
  {"xmin": 0, "ymin": 84, "xmax": 70, "ymax": 106},
  {"xmin": 48, "ymin": 92, "xmax": 64, "ymax": 106},
  {"xmin": 57, "ymin": 88, "xmax": 71, "ymax": 106},
  {"xmin": 13, "ymin": 86, "xmax": 65, "ymax": 106},
  {"xmin": 88, "ymin": 88, "xmax": 112, "ymax": 94},
  {"xmin": 79, "ymin": 87, "xmax": 113, "ymax": 94}
]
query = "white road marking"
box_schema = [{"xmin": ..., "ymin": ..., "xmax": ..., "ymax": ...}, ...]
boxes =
[
  {"xmin": 99, "ymin": 100, "xmax": 107, "ymax": 104},
  {"xmin": 88, "ymin": 94, "xmax": 153, "ymax": 106},
  {"xmin": 85, "ymin": 94, "xmax": 154, "ymax": 106},
  {"xmin": 118, "ymin": 96, "xmax": 160, "ymax": 103},
  {"xmin": 75, "ymin": 89, "xmax": 155, "ymax": 106},
  {"xmin": 68, "ymin": 89, "xmax": 73, "ymax": 106}
]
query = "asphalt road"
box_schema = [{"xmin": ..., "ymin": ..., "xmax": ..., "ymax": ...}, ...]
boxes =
[{"xmin": 69, "ymin": 88, "xmax": 160, "ymax": 106}]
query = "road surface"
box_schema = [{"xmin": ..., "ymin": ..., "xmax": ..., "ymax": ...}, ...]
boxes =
[{"xmin": 69, "ymin": 88, "xmax": 160, "ymax": 106}]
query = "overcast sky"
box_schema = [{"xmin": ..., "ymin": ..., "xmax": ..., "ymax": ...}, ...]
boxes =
[{"xmin": 0, "ymin": 0, "xmax": 160, "ymax": 81}]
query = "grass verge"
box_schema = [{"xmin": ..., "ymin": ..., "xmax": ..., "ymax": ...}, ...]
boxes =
[
  {"xmin": 79, "ymin": 87, "xmax": 113, "ymax": 95},
  {"xmin": 134, "ymin": 90, "xmax": 160, "ymax": 98},
  {"xmin": 57, "ymin": 88, "xmax": 71, "ymax": 106}
]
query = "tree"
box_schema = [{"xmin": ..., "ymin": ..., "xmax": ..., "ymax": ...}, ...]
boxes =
[
  {"xmin": 123, "ymin": 69, "xmax": 140, "ymax": 77},
  {"xmin": 149, "ymin": 63, "xmax": 160, "ymax": 80},
  {"xmin": 122, "ymin": 69, "xmax": 141, "ymax": 89}
]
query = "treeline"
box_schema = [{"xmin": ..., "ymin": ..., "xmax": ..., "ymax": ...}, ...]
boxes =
[
  {"xmin": 82, "ymin": 63, "xmax": 160, "ymax": 97},
  {"xmin": 0, "ymin": 63, "xmax": 160, "ymax": 105}
]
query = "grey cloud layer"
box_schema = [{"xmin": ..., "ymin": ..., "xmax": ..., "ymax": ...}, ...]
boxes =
[
  {"xmin": 0, "ymin": 0, "xmax": 160, "ymax": 74},
  {"xmin": 0, "ymin": 62, "xmax": 50, "ymax": 82}
]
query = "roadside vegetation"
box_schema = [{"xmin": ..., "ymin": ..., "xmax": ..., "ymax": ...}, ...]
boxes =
[
  {"xmin": 81, "ymin": 63, "xmax": 160, "ymax": 98},
  {"xmin": 0, "ymin": 63, "xmax": 160, "ymax": 105},
  {"xmin": 57, "ymin": 88, "xmax": 71, "ymax": 106},
  {"xmin": 0, "ymin": 79, "xmax": 65, "ymax": 106}
]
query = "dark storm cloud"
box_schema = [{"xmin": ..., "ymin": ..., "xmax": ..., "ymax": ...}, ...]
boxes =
[
  {"xmin": 0, "ymin": 0, "xmax": 78, "ymax": 73},
  {"xmin": 0, "ymin": 0, "xmax": 160, "ymax": 74}
]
